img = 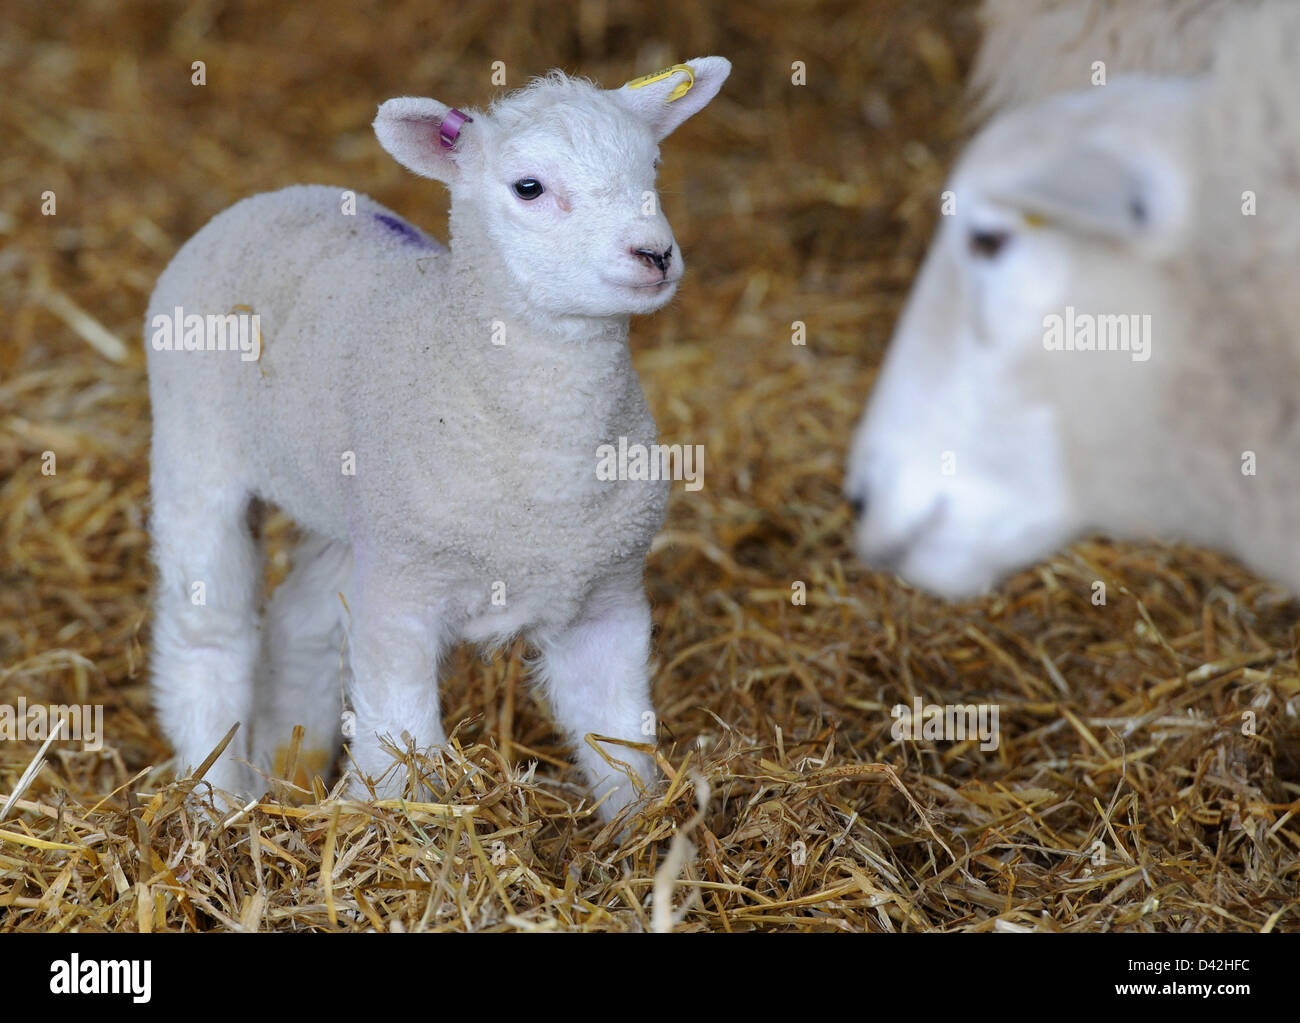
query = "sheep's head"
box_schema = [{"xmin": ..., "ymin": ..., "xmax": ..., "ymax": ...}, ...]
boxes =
[
  {"xmin": 374, "ymin": 58, "xmax": 730, "ymax": 321},
  {"xmin": 845, "ymin": 78, "xmax": 1208, "ymax": 600}
]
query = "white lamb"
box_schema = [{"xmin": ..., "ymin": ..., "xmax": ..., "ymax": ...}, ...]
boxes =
[
  {"xmin": 845, "ymin": 4, "xmax": 1300, "ymax": 599},
  {"xmin": 144, "ymin": 57, "xmax": 731, "ymax": 821}
]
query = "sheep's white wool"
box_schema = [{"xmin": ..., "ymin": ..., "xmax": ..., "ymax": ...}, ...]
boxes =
[
  {"xmin": 971, "ymin": 0, "xmax": 1250, "ymax": 120},
  {"xmin": 845, "ymin": 4, "xmax": 1300, "ymax": 599},
  {"xmin": 145, "ymin": 58, "xmax": 730, "ymax": 820}
]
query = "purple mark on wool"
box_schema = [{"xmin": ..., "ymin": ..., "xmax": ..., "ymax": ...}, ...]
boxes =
[{"xmin": 373, "ymin": 212, "xmax": 434, "ymax": 249}]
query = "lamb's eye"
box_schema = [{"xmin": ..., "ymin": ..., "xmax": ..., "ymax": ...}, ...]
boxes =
[
  {"xmin": 512, "ymin": 178, "xmax": 544, "ymax": 200},
  {"xmin": 969, "ymin": 228, "xmax": 1011, "ymax": 259}
]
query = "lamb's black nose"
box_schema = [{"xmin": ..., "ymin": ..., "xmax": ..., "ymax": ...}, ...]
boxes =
[
  {"xmin": 633, "ymin": 246, "xmax": 672, "ymax": 275},
  {"xmin": 848, "ymin": 492, "xmax": 866, "ymax": 519}
]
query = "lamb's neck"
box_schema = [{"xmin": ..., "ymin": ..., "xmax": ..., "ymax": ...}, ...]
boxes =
[{"xmin": 438, "ymin": 199, "xmax": 644, "ymax": 436}]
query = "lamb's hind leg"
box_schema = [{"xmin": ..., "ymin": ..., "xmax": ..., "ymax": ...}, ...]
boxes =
[
  {"xmin": 252, "ymin": 531, "xmax": 352, "ymax": 793},
  {"xmin": 149, "ymin": 475, "xmax": 262, "ymax": 798},
  {"xmin": 533, "ymin": 579, "xmax": 659, "ymax": 824}
]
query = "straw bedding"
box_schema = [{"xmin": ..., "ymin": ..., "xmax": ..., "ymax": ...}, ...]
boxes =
[{"xmin": 1, "ymin": 0, "xmax": 1297, "ymax": 932}]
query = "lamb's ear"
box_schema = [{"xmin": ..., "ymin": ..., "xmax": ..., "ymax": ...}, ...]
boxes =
[
  {"xmin": 614, "ymin": 56, "xmax": 731, "ymax": 141},
  {"xmin": 373, "ymin": 97, "xmax": 479, "ymax": 183},
  {"xmin": 989, "ymin": 146, "xmax": 1185, "ymax": 243}
]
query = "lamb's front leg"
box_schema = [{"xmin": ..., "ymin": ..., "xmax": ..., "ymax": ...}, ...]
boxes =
[
  {"xmin": 344, "ymin": 564, "xmax": 447, "ymax": 799},
  {"xmin": 534, "ymin": 581, "xmax": 659, "ymax": 824}
]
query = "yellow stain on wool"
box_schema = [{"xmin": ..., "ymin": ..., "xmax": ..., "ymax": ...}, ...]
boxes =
[
  {"xmin": 229, "ymin": 304, "xmax": 263, "ymax": 357},
  {"xmin": 230, "ymin": 303, "xmax": 269, "ymax": 378}
]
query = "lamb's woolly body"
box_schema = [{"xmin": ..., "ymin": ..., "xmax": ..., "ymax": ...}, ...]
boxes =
[
  {"xmin": 150, "ymin": 186, "xmax": 662, "ymax": 631},
  {"xmin": 145, "ymin": 58, "xmax": 731, "ymax": 817},
  {"xmin": 846, "ymin": 5, "xmax": 1300, "ymax": 597}
]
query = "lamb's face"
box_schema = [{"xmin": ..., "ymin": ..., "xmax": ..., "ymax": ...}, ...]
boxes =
[
  {"xmin": 373, "ymin": 60, "xmax": 731, "ymax": 325},
  {"xmin": 477, "ymin": 102, "xmax": 683, "ymax": 319},
  {"xmin": 845, "ymin": 80, "xmax": 1202, "ymax": 599}
]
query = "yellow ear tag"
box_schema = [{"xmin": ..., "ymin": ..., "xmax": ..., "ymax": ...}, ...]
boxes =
[
  {"xmin": 624, "ymin": 63, "xmax": 695, "ymax": 102},
  {"xmin": 1022, "ymin": 212, "xmax": 1048, "ymax": 228}
]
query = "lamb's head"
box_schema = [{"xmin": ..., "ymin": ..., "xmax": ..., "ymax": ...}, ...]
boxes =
[
  {"xmin": 845, "ymin": 77, "xmax": 1211, "ymax": 600},
  {"xmin": 373, "ymin": 58, "xmax": 730, "ymax": 321}
]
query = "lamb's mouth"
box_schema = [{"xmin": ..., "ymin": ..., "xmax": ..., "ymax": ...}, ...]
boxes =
[{"xmin": 605, "ymin": 277, "xmax": 680, "ymax": 292}]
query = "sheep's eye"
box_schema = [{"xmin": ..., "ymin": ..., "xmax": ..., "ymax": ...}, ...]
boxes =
[
  {"xmin": 512, "ymin": 178, "xmax": 544, "ymax": 200},
  {"xmin": 969, "ymin": 228, "xmax": 1011, "ymax": 259}
]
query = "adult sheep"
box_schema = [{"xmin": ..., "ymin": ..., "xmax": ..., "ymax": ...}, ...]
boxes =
[
  {"xmin": 145, "ymin": 59, "xmax": 731, "ymax": 821},
  {"xmin": 844, "ymin": 4, "xmax": 1300, "ymax": 599},
  {"xmin": 971, "ymin": 0, "xmax": 1254, "ymax": 118}
]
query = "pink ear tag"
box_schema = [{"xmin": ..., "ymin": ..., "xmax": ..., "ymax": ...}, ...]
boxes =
[{"xmin": 439, "ymin": 108, "xmax": 472, "ymax": 150}]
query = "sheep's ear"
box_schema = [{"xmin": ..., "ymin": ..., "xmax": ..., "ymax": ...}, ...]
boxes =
[
  {"xmin": 374, "ymin": 97, "xmax": 478, "ymax": 183},
  {"xmin": 989, "ymin": 147, "xmax": 1181, "ymax": 242},
  {"xmin": 614, "ymin": 56, "xmax": 731, "ymax": 141}
]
